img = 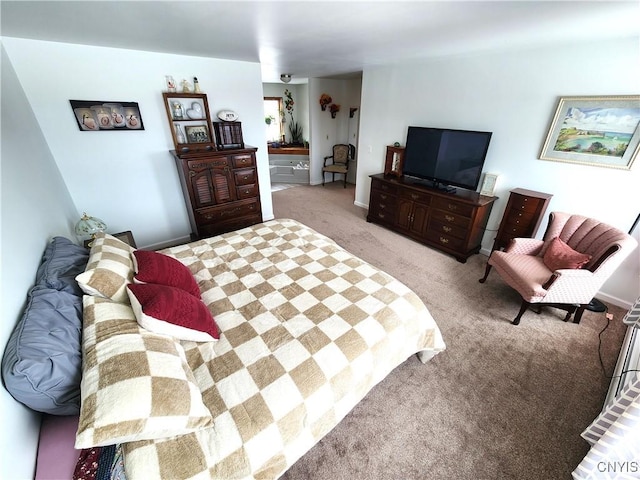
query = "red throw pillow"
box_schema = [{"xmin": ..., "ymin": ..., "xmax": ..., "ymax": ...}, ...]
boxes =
[
  {"xmin": 542, "ymin": 237, "xmax": 591, "ymax": 271},
  {"xmin": 132, "ymin": 250, "xmax": 200, "ymax": 298},
  {"xmin": 126, "ymin": 284, "xmax": 219, "ymax": 342}
]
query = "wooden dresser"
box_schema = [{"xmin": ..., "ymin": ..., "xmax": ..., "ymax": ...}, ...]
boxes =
[
  {"xmin": 491, "ymin": 188, "xmax": 553, "ymax": 251},
  {"xmin": 367, "ymin": 174, "xmax": 497, "ymax": 262},
  {"xmin": 172, "ymin": 147, "xmax": 262, "ymax": 240}
]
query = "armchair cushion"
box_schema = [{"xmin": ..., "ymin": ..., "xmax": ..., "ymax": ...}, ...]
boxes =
[
  {"xmin": 542, "ymin": 237, "xmax": 591, "ymax": 272},
  {"xmin": 489, "ymin": 252, "xmax": 552, "ymax": 300}
]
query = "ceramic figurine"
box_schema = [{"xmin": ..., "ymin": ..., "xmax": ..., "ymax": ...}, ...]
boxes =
[{"xmin": 166, "ymin": 75, "xmax": 176, "ymax": 93}]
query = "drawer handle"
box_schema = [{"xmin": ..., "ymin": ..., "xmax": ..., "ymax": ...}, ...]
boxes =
[
  {"xmin": 380, "ymin": 194, "xmax": 388, "ymax": 200},
  {"xmin": 442, "ymin": 226, "xmax": 452, "ymax": 233},
  {"xmin": 382, "ymin": 185, "xmax": 389, "ymax": 191},
  {"xmin": 242, "ymin": 175, "xmax": 249, "ymax": 180},
  {"xmin": 439, "ymin": 237, "xmax": 449, "ymax": 244},
  {"xmin": 411, "ymin": 194, "xmax": 419, "ymax": 200},
  {"xmin": 243, "ymin": 189, "xmax": 250, "ymax": 194},
  {"xmin": 379, "ymin": 203, "xmax": 386, "ymax": 209},
  {"xmin": 445, "ymin": 214, "xmax": 455, "ymax": 222},
  {"xmin": 378, "ymin": 213, "xmax": 385, "ymax": 219},
  {"xmin": 447, "ymin": 204, "xmax": 457, "ymax": 211}
]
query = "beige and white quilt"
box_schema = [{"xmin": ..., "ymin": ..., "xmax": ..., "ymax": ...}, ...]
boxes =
[{"xmin": 79, "ymin": 219, "xmax": 445, "ymax": 479}]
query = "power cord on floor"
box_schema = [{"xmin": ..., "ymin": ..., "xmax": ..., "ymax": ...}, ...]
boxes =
[{"xmin": 597, "ymin": 307, "xmax": 640, "ymax": 379}]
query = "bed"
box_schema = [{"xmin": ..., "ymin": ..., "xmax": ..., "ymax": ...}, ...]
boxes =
[{"xmin": 3, "ymin": 218, "xmax": 445, "ymax": 480}]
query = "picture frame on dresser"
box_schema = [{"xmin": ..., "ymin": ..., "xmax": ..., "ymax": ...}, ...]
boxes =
[
  {"xmin": 384, "ymin": 145, "xmax": 405, "ymax": 177},
  {"xmin": 479, "ymin": 173, "xmax": 498, "ymax": 197}
]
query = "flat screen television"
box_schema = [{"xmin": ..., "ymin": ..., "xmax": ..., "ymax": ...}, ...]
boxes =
[{"xmin": 402, "ymin": 126, "xmax": 492, "ymax": 192}]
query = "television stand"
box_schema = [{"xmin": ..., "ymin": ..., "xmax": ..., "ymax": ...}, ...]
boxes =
[{"xmin": 367, "ymin": 174, "xmax": 497, "ymax": 262}]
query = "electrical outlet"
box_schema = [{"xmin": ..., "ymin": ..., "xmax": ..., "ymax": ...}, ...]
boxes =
[{"xmin": 606, "ymin": 313, "xmax": 614, "ymax": 320}]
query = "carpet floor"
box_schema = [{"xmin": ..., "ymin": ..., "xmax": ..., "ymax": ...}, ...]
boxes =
[{"xmin": 272, "ymin": 182, "xmax": 626, "ymax": 480}]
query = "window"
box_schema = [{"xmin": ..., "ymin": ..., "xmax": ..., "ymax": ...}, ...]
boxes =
[{"xmin": 264, "ymin": 97, "xmax": 283, "ymax": 143}]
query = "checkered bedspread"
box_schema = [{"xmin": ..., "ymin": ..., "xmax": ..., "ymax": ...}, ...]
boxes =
[{"xmin": 121, "ymin": 219, "xmax": 445, "ymax": 479}]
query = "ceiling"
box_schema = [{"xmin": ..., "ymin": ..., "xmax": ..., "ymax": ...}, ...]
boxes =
[{"xmin": 2, "ymin": 1, "xmax": 639, "ymax": 84}]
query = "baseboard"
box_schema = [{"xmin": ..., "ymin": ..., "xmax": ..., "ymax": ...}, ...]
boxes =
[
  {"xmin": 593, "ymin": 292, "xmax": 633, "ymax": 310},
  {"xmin": 141, "ymin": 235, "xmax": 191, "ymax": 251},
  {"xmin": 355, "ymin": 200, "xmax": 367, "ymax": 209}
]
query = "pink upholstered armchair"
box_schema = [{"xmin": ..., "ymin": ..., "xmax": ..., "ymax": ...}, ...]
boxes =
[{"xmin": 479, "ymin": 212, "xmax": 638, "ymax": 325}]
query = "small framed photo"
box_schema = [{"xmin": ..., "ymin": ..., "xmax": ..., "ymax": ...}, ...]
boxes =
[
  {"xmin": 184, "ymin": 125, "xmax": 210, "ymax": 143},
  {"xmin": 480, "ymin": 173, "xmax": 498, "ymax": 196},
  {"xmin": 384, "ymin": 146, "xmax": 404, "ymax": 177}
]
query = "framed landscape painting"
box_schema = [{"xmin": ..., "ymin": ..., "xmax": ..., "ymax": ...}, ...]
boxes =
[{"xmin": 540, "ymin": 95, "xmax": 640, "ymax": 170}]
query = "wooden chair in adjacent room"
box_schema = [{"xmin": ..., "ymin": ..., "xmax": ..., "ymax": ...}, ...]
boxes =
[{"xmin": 322, "ymin": 144, "xmax": 351, "ymax": 188}]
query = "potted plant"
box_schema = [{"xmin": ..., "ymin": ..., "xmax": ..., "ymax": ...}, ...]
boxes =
[
  {"xmin": 284, "ymin": 89, "xmax": 304, "ymax": 145},
  {"xmin": 265, "ymin": 115, "xmax": 275, "ymax": 125}
]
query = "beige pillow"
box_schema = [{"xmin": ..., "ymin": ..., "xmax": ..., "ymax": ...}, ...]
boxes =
[
  {"xmin": 75, "ymin": 295, "xmax": 213, "ymax": 448},
  {"xmin": 75, "ymin": 233, "xmax": 135, "ymax": 303}
]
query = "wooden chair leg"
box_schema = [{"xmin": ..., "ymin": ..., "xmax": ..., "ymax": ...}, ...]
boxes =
[
  {"xmin": 512, "ymin": 300, "xmax": 530, "ymax": 325},
  {"xmin": 573, "ymin": 305, "xmax": 587, "ymax": 324},
  {"xmin": 322, "ymin": 172, "xmax": 325, "ymax": 186},
  {"xmin": 478, "ymin": 263, "xmax": 492, "ymax": 283},
  {"xmin": 343, "ymin": 173, "xmax": 347, "ymax": 188}
]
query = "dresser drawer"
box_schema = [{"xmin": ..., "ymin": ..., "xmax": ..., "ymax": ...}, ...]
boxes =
[
  {"xmin": 431, "ymin": 197, "xmax": 474, "ymax": 217},
  {"xmin": 188, "ymin": 157, "xmax": 229, "ymax": 171},
  {"xmin": 231, "ymin": 154, "xmax": 255, "ymax": 169},
  {"xmin": 429, "ymin": 219, "xmax": 468, "ymax": 240},
  {"xmin": 430, "ymin": 208, "xmax": 471, "ymax": 229},
  {"xmin": 234, "ymin": 168, "xmax": 256, "ymax": 185},
  {"xmin": 508, "ymin": 194, "xmax": 545, "ymax": 213},
  {"xmin": 195, "ymin": 199, "xmax": 259, "ymax": 225},
  {"xmin": 197, "ymin": 213, "xmax": 262, "ymax": 238},
  {"xmin": 498, "ymin": 222, "xmax": 532, "ymax": 240},
  {"xmin": 236, "ymin": 183, "xmax": 258, "ymax": 199},
  {"xmin": 371, "ymin": 178, "xmax": 399, "ymax": 195},
  {"xmin": 370, "ymin": 192, "xmax": 397, "ymax": 211},
  {"xmin": 399, "ymin": 189, "xmax": 431, "ymax": 205},
  {"xmin": 426, "ymin": 230, "xmax": 465, "ymax": 251}
]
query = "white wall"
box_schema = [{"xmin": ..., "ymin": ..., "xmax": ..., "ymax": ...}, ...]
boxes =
[
  {"xmin": 1, "ymin": 44, "xmax": 80, "ymax": 480},
  {"xmin": 2, "ymin": 38, "xmax": 274, "ymax": 249},
  {"xmin": 356, "ymin": 37, "xmax": 639, "ymax": 306},
  {"xmin": 309, "ymin": 78, "xmax": 363, "ymax": 185}
]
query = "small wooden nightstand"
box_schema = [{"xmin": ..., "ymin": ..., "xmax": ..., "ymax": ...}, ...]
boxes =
[{"xmin": 84, "ymin": 230, "xmax": 137, "ymax": 249}]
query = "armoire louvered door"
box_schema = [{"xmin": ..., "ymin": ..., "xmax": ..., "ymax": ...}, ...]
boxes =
[{"xmin": 174, "ymin": 147, "xmax": 262, "ymax": 240}]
